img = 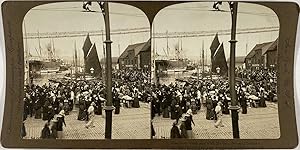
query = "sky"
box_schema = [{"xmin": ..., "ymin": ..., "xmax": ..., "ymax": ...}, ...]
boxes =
[
  {"xmin": 23, "ymin": 2, "xmax": 279, "ymax": 64},
  {"xmin": 152, "ymin": 2, "xmax": 279, "ymax": 62},
  {"xmin": 23, "ymin": 2, "xmax": 150, "ymax": 64}
]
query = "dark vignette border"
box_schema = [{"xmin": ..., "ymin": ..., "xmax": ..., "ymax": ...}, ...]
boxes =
[{"xmin": 1, "ymin": 0, "xmax": 299, "ymax": 149}]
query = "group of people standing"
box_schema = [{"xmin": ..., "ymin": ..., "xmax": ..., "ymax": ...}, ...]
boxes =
[
  {"xmin": 151, "ymin": 68, "xmax": 278, "ymax": 139},
  {"xmin": 170, "ymin": 109, "xmax": 195, "ymax": 139},
  {"xmin": 22, "ymin": 69, "xmax": 151, "ymax": 139},
  {"xmin": 22, "ymin": 67, "xmax": 277, "ymax": 139}
]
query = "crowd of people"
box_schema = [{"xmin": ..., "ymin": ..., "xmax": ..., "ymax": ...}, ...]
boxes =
[
  {"xmin": 22, "ymin": 69, "xmax": 150, "ymax": 139},
  {"xmin": 22, "ymin": 67, "xmax": 277, "ymax": 139},
  {"xmin": 150, "ymin": 68, "xmax": 278, "ymax": 139}
]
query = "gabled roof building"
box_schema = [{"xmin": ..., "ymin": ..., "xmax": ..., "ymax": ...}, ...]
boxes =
[
  {"xmin": 118, "ymin": 39, "xmax": 151, "ymax": 71},
  {"xmin": 245, "ymin": 38, "xmax": 278, "ymax": 70}
]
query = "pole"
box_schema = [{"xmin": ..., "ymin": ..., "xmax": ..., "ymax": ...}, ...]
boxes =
[
  {"xmin": 210, "ymin": 63, "xmax": 212, "ymax": 80},
  {"xmin": 99, "ymin": 2, "xmax": 114, "ymax": 139},
  {"xmin": 228, "ymin": 2, "xmax": 240, "ymax": 139},
  {"xmin": 24, "ymin": 20, "xmax": 31, "ymax": 86},
  {"xmin": 166, "ymin": 30, "xmax": 169, "ymax": 57},
  {"xmin": 152, "ymin": 23, "xmax": 157, "ymax": 84},
  {"xmin": 74, "ymin": 41, "xmax": 78, "ymax": 79},
  {"xmin": 38, "ymin": 30, "xmax": 42, "ymax": 57}
]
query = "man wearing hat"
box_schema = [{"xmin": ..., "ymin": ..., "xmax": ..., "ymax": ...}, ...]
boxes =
[
  {"xmin": 85, "ymin": 102, "xmax": 96, "ymax": 129},
  {"xmin": 214, "ymin": 101, "xmax": 224, "ymax": 128}
]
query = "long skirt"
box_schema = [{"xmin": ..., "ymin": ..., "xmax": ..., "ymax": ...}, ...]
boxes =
[
  {"xmin": 242, "ymin": 106, "xmax": 247, "ymax": 114},
  {"xmin": 115, "ymin": 107, "xmax": 120, "ymax": 114},
  {"xmin": 85, "ymin": 115, "xmax": 95, "ymax": 128},
  {"xmin": 57, "ymin": 131, "xmax": 64, "ymax": 139},
  {"xmin": 132, "ymin": 98, "xmax": 140, "ymax": 108},
  {"xmin": 42, "ymin": 112, "xmax": 49, "ymax": 120},
  {"xmin": 50, "ymin": 129, "xmax": 57, "ymax": 139},
  {"xmin": 64, "ymin": 103, "xmax": 70, "ymax": 115},
  {"xmin": 78, "ymin": 109, "xmax": 86, "ymax": 120},
  {"xmin": 95, "ymin": 106, "xmax": 102, "ymax": 115},
  {"xmin": 170, "ymin": 110, "xmax": 176, "ymax": 120},
  {"xmin": 214, "ymin": 115, "xmax": 224, "ymax": 127},
  {"xmin": 206, "ymin": 109, "xmax": 214, "ymax": 120},
  {"xmin": 186, "ymin": 130, "xmax": 193, "ymax": 139}
]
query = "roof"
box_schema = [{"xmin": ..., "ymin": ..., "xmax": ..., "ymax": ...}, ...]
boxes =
[
  {"xmin": 261, "ymin": 42, "xmax": 273, "ymax": 55},
  {"xmin": 118, "ymin": 39, "xmax": 150, "ymax": 60},
  {"xmin": 263, "ymin": 38, "xmax": 278, "ymax": 55},
  {"xmin": 138, "ymin": 39, "xmax": 151, "ymax": 54},
  {"xmin": 226, "ymin": 56, "xmax": 246, "ymax": 63},
  {"xmin": 118, "ymin": 43, "xmax": 142, "ymax": 59},
  {"xmin": 245, "ymin": 41, "xmax": 274, "ymax": 59},
  {"xmin": 100, "ymin": 57, "xmax": 119, "ymax": 64}
]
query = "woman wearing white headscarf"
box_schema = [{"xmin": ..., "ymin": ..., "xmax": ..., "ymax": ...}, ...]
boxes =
[
  {"xmin": 85, "ymin": 102, "xmax": 96, "ymax": 129},
  {"xmin": 214, "ymin": 101, "xmax": 224, "ymax": 128},
  {"xmin": 56, "ymin": 110, "xmax": 66, "ymax": 139},
  {"xmin": 185, "ymin": 109, "xmax": 195, "ymax": 139}
]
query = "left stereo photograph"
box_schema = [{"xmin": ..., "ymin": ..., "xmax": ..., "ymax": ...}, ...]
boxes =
[{"xmin": 22, "ymin": 2, "xmax": 151, "ymax": 140}]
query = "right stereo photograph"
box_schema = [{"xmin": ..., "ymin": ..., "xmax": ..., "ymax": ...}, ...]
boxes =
[{"xmin": 150, "ymin": 2, "xmax": 280, "ymax": 139}]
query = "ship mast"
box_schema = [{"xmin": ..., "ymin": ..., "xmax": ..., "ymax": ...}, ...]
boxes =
[
  {"xmin": 52, "ymin": 38, "xmax": 55, "ymax": 59},
  {"xmin": 202, "ymin": 40, "xmax": 205, "ymax": 77},
  {"xmin": 24, "ymin": 20, "xmax": 30, "ymax": 86},
  {"xmin": 38, "ymin": 30, "xmax": 42, "ymax": 58},
  {"xmin": 166, "ymin": 30, "xmax": 169, "ymax": 58},
  {"xmin": 74, "ymin": 41, "xmax": 78, "ymax": 76}
]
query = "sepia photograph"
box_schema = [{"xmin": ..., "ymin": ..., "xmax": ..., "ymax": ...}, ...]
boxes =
[
  {"xmin": 0, "ymin": 0, "xmax": 299, "ymax": 148},
  {"xmin": 22, "ymin": 2, "xmax": 151, "ymax": 139},
  {"xmin": 150, "ymin": 2, "xmax": 280, "ymax": 139}
]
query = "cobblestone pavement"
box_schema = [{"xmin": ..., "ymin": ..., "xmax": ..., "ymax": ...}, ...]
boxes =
[
  {"xmin": 152, "ymin": 102, "xmax": 280, "ymax": 139},
  {"xmin": 23, "ymin": 102, "xmax": 150, "ymax": 139}
]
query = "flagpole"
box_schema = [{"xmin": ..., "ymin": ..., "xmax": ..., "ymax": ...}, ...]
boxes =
[{"xmin": 202, "ymin": 40, "xmax": 205, "ymax": 79}]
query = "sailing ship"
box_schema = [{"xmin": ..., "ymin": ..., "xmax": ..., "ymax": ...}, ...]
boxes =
[
  {"xmin": 63, "ymin": 34, "xmax": 102, "ymax": 81},
  {"xmin": 156, "ymin": 37, "xmax": 192, "ymax": 73},
  {"xmin": 40, "ymin": 39, "xmax": 66, "ymax": 73}
]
